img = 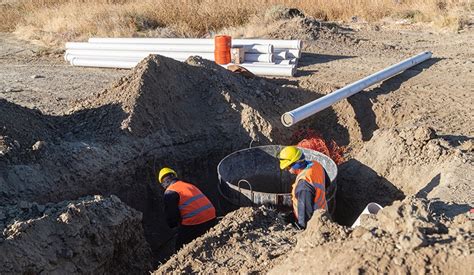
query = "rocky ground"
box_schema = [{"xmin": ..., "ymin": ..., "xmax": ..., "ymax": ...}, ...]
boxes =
[{"xmin": 0, "ymin": 9, "xmax": 473, "ymax": 274}]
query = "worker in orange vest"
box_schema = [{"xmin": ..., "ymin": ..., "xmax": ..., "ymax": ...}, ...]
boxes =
[
  {"xmin": 158, "ymin": 167, "xmax": 217, "ymax": 250},
  {"xmin": 278, "ymin": 146, "xmax": 330, "ymax": 229}
]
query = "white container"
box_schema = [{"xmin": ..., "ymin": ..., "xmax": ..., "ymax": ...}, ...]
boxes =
[{"xmin": 351, "ymin": 202, "xmax": 383, "ymax": 228}]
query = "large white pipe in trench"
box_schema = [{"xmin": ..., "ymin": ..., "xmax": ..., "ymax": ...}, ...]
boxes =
[
  {"xmin": 88, "ymin": 37, "xmax": 302, "ymax": 50},
  {"xmin": 67, "ymin": 42, "xmax": 273, "ymax": 54},
  {"xmin": 281, "ymin": 51, "xmax": 432, "ymax": 127},
  {"xmin": 69, "ymin": 57, "xmax": 295, "ymax": 76}
]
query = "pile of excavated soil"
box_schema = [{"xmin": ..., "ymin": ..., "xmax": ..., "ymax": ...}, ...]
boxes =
[
  {"xmin": 225, "ymin": 7, "xmax": 358, "ymax": 47},
  {"xmin": 337, "ymin": 125, "xmax": 473, "ymax": 224},
  {"xmin": 67, "ymin": 55, "xmax": 311, "ymax": 140},
  {"xmin": 270, "ymin": 197, "xmax": 473, "ymax": 274},
  {"xmin": 155, "ymin": 206, "xmax": 298, "ymax": 274},
  {"xmin": 0, "ymin": 98, "xmax": 56, "ymax": 158},
  {"xmin": 0, "ymin": 195, "xmax": 152, "ymax": 274}
]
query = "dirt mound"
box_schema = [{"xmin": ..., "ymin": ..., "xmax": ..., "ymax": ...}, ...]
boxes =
[
  {"xmin": 337, "ymin": 125, "xmax": 473, "ymax": 223},
  {"xmin": 0, "ymin": 99, "xmax": 56, "ymax": 157},
  {"xmin": 0, "ymin": 195, "xmax": 152, "ymax": 274},
  {"xmin": 155, "ymin": 206, "xmax": 298, "ymax": 274},
  {"xmin": 68, "ymin": 55, "xmax": 302, "ymax": 140},
  {"xmin": 224, "ymin": 7, "xmax": 357, "ymax": 45},
  {"xmin": 354, "ymin": 126, "xmax": 472, "ymax": 199},
  {"xmin": 271, "ymin": 197, "xmax": 473, "ymax": 274}
]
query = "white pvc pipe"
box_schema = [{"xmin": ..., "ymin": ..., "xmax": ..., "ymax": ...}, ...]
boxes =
[
  {"xmin": 89, "ymin": 37, "xmax": 214, "ymax": 45},
  {"xmin": 235, "ymin": 62, "xmax": 294, "ymax": 68},
  {"xmin": 70, "ymin": 58, "xmax": 139, "ymax": 69},
  {"xmin": 67, "ymin": 42, "xmax": 272, "ymax": 54},
  {"xmin": 290, "ymin": 58, "xmax": 298, "ymax": 65},
  {"xmin": 66, "ymin": 55, "xmax": 144, "ymax": 62},
  {"xmin": 274, "ymin": 51, "xmax": 288, "ymax": 60},
  {"xmin": 241, "ymin": 44, "xmax": 273, "ymax": 54},
  {"xmin": 275, "ymin": 49, "xmax": 301, "ymax": 59},
  {"xmin": 281, "ymin": 51, "xmax": 432, "ymax": 127},
  {"xmin": 88, "ymin": 37, "xmax": 302, "ymax": 49},
  {"xmin": 69, "ymin": 57, "xmax": 295, "ymax": 76},
  {"xmin": 66, "ymin": 42, "xmax": 216, "ymax": 53},
  {"xmin": 245, "ymin": 53, "xmax": 273, "ymax": 63},
  {"xmin": 65, "ymin": 50, "xmax": 215, "ymax": 61},
  {"xmin": 351, "ymin": 203, "xmax": 382, "ymax": 228},
  {"xmin": 65, "ymin": 50, "xmax": 277, "ymax": 63},
  {"xmin": 277, "ymin": 60, "xmax": 290, "ymax": 65},
  {"xmin": 224, "ymin": 63, "xmax": 295, "ymax": 77}
]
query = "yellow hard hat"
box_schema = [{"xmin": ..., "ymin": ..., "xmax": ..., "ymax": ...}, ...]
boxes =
[
  {"xmin": 157, "ymin": 167, "xmax": 177, "ymax": 183},
  {"xmin": 278, "ymin": 146, "xmax": 303, "ymax": 169}
]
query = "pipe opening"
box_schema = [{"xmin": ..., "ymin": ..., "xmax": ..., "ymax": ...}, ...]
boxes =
[{"xmin": 281, "ymin": 113, "xmax": 294, "ymax": 127}]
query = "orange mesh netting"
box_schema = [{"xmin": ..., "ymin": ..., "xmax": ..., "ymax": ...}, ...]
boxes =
[{"xmin": 291, "ymin": 129, "xmax": 345, "ymax": 165}]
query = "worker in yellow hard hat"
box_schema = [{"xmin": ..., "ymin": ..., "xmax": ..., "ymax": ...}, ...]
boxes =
[
  {"xmin": 157, "ymin": 167, "xmax": 217, "ymax": 250},
  {"xmin": 279, "ymin": 146, "xmax": 330, "ymax": 229}
]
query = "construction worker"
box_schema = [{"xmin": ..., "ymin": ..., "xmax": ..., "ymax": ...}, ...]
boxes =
[
  {"xmin": 278, "ymin": 146, "xmax": 330, "ymax": 229},
  {"xmin": 157, "ymin": 167, "xmax": 217, "ymax": 250}
]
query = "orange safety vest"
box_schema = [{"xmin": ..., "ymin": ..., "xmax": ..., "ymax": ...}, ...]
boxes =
[
  {"xmin": 167, "ymin": 180, "xmax": 216, "ymax": 226},
  {"xmin": 291, "ymin": 161, "xmax": 327, "ymax": 219}
]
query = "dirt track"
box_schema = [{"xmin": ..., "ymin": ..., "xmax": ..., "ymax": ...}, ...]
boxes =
[{"xmin": 1, "ymin": 16, "xmax": 473, "ymax": 274}]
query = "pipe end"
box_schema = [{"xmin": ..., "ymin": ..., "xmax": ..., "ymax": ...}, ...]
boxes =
[
  {"xmin": 281, "ymin": 112, "xmax": 294, "ymax": 127},
  {"xmin": 298, "ymin": 40, "xmax": 303, "ymax": 50}
]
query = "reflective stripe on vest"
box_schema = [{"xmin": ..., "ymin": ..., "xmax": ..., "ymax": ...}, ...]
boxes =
[
  {"xmin": 167, "ymin": 180, "xmax": 216, "ymax": 225},
  {"xmin": 291, "ymin": 161, "xmax": 327, "ymax": 220}
]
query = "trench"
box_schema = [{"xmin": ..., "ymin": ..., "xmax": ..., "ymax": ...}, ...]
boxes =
[{"xmin": 117, "ymin": 139, "xmax": 406, "ymax": 268}]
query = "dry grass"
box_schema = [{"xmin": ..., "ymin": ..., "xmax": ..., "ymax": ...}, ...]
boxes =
[{"xmin": 1, "ymin": 0, "xmax": 472, "ymax": 46}]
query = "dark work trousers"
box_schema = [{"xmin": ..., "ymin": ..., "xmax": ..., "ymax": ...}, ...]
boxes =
[{"xmin": 175, "ymin": 218, "xmax": 217, "ymax": 250}]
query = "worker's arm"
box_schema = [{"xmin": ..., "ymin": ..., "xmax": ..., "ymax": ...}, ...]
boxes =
[
  {"xmin": 295, "ymin": 180, "xmax": 316, "ymax": 229},
  {"xmin": 163, "ymin": 190, "xmax": 180, "ymax": 228}
]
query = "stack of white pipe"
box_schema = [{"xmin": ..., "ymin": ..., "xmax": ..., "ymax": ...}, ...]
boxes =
[{"xmin": 64, "ymin": 38, "xmax": 302, "ymax": 77}]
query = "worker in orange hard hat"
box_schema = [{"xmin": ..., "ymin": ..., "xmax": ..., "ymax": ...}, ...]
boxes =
[
  {"xmin": 279, "ymin": 146, "xmax": 330, "ymax": 229},
  {"xmin": 157, "ymin": 167, "xmax": 217, "ymax": 250}
]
